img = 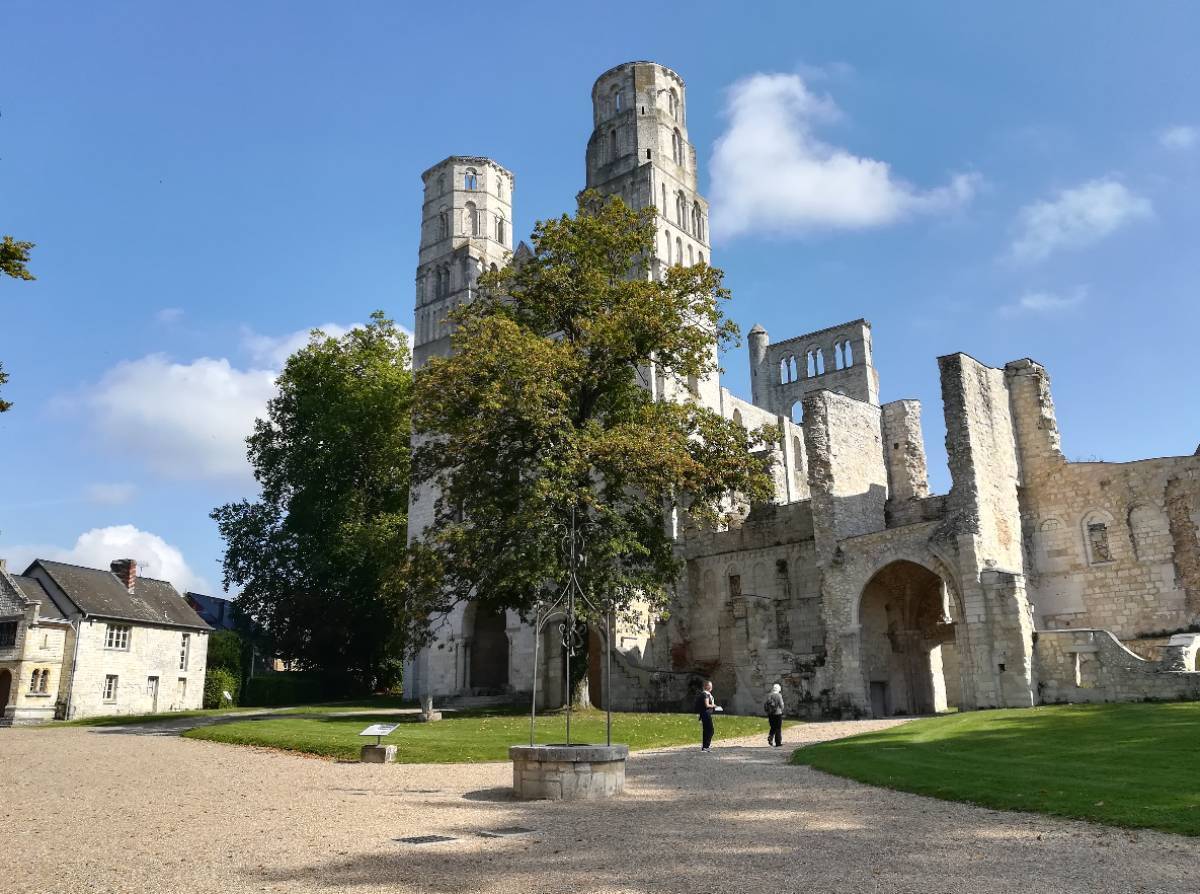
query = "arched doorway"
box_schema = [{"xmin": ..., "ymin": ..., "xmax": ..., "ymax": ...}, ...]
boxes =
[
  {"xmin": 0, "ymin": 668, "xmax": 12, "ymax": 720},
  {"xmin": 467, "ymin": 605, "xmax": 509, "ymax": 694},
  {"xmin": 859, "ymin": 560, "xmax": 961, "ymax": 716}
]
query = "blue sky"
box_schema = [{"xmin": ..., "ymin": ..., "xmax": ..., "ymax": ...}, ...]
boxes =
[{"xmin": 2, "ymin": 2, "xmax": 1198, "ymax": 593}]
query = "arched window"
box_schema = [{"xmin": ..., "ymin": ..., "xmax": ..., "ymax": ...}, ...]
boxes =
[
  {"xmin": 38, "ymin": 669, "xmax": 48, "ymax": 692},
  {"xmin": 661, "ymin": 184, "xmax": 668, "ymax": 217},
  {"xmin": 697, "ymin": 251, "xmax": 705, "ymax": 265},
  {"xmin": 732, "ymin": 409, "xmax": 744, "ymax": 428},
  {"xmin": 496, "ymin": 215, "xmax": 506, "ymax": 244},
  {"xmin": 779, "ymin": 358, "xmax": 789, "ymax": 384},
  {"xmin": 834, "ymin": 341, "xmax": 845, "ymax": 370},
  {"xmin": 669, "ymin": 89, "xmax": 679, "ymax": 121},
  {"xmin": 692, "ymin": 203, "xmax": 703, "ymax": 241},
  {"xmin": 687, "ymin": 244, "xmax": 693, "ymax": 265},
  {"xmin": 464, "ymin": 169, "xmax": 478, "ymax": 190},
  {"xmin": 806, "ymin": 351, "xmax": 816, "ymax": 378},
  {"xmin": 613, "ymin": 87, "xmax": 623, "ymax": 113},
  {"xmin": 815, "ymin": 348, "xmax": 825, "ymax": 375},
  {"xmin": 609, "ymin": 129, "xmax": 618, "ymax": 160},
  {"xmin": 437, "ymin": 174, "xmax": 445, "ymax": 194},
  {"xmin": 676, "ymin": 192, "xmax": 686, "ymax": 227},
  {"xmin": 465, "ymin": 201, "xmax": 479, "ymax": 236},
  {"xmin": 437, "ymin": 209, "xmax": 448, "ymax": 240},
  {"xmin": 844, "ymin": 340, "xmax": 854, "ymax": 367},
  {"xmin": 489, "ymin": 262, "xmax": 498, "ymax": 273},
  {"xmin": 675, "ymin": 237, "xmax": 682, "ymax": 266},
  {"xmin": 789, "ymin": 356, "xmax": 797, "ymax": 382},
  {"xmin": 1083, "ymin": 511, "xmax": 1115, "ymax": 564},
  {"xmin": 672, "ymin": 129, "xmax": 683, "ymax": 166},
  {"xmin": 791, "ymin": 402, "xmax": 803, "ymax": 425}
]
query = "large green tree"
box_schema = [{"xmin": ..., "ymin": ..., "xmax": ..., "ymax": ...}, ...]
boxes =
[
  {"xmin": 0, "ymin": 235, "xmax": 36, "ymax": 412},
  {"xmin": 211, "ymin": 313, "xmax": 416, "ymax": 689},
  {"xmin": 408, "ymin": 193, "xmax": 773, "ymax": 633}
]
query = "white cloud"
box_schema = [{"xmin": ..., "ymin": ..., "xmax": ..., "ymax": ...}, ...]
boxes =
[
  {"xmin": 85, "ymin": 354, "xmax": 277, "ymax": 480},
  {"xmin": 85, "ymin": 482, "xmax": 138, "ymax": 505},
  {"xmin": 1159, "ymin": 125, "xmax": 1199, "ymax": 151},
  {"xmin": 242, "ymin": 322, "xmax": 356, "ymax": 369},
  {"xmin": 999, "ymin": 286, "xmax": 1088, "ymax": 317},
  {"xmin": 155, "ymin": 307, "xmax": 185, "ymax": 325},
  {"xmin": 709, "ymin": 72, "xmax": 979, "ymax": 239},
  {"xmin": 3, "ymin": 524, "xmax": 210, "ymax": 594},
  {"xmin": 1010, "ymin": 178, "xmax": 1152, "ymax": 263}
]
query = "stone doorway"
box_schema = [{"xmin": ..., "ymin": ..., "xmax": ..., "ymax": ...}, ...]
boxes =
[
  {"xmin": 467, "ymin": 605, "xmax": 509, "ymax": 694},
  {"xmin": 0, "ymin": 668, "xmax": 11, "ymax": 719},
  {"xmin": 859, "ymin": 560, "xmax": 961, "ymax": 716}
]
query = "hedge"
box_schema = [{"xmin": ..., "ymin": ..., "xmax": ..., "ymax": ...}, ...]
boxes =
[{"xmin": 203, "ymin": 668, "xmax": 241, "ymax": 709}]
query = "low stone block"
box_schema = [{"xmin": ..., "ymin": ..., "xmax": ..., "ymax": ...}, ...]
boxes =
[
  {"xmin": 418, "ymin": 711, "xmax": 443, "ymax": 722},
  {"xmin": 360, "ymin": 744, "xmax": 397, "ymax": 763}
]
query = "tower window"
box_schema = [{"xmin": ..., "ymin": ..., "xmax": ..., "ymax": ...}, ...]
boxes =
[
  {"xmin": 438, "ymin": 210, "xmax": 449, "ymax": 240},
  {"xmin": 610, "ymin": 129, "xmax": 618, "ymax": 160},
  {"xmin": 496, "ymin": 216, "xmax": 506, "ymax": 244},
  {"xmin": 692, "ymin": 202, "xmax": 704, "ymax": 241},
  {"xmin": 675, "ymin": 237, "xmax": 682, "ymax": 266},
  {"xmin": 676, "ymin": 191, "xmax": 686, "ymax": 228},
  {"xmin": 464, "ymin": 169, "xmax": 478, "ymax": 190},
  {"xmin": 672, "ymin": 129, "xmax": 683, "ymax": 166},
  {"xmin": 1086, "ymin": 521, "xmax": 1113, "ymax": 564},
  {"xmin": 465, "ymin": 202, "xmax": 479, "ymax": 236},
  {"xmin": 646, "ymin": 149, "xmax": 651, "ymax": 160}
]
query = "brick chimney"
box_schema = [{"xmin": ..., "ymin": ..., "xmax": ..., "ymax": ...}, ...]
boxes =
[{"xmin": 110, "ymin": 558, "xmax": 137, "ymax": 592}]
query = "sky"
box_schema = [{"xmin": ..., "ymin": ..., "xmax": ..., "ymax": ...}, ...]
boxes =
[{"xmin": 2, "ymin": 2, "xmax": 1198, "ymax": 594}]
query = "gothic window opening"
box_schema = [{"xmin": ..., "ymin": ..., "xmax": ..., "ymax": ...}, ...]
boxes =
[
  {"xmin": 806, "ymin": 351, "xmax": 816, "ymax": 378},
  {"xmin": 779, "ymin": 358, "xmax": 789, "ymax": 384},
  {"xmin": 835, "ymin": 341, "xmax": 845, "ymax": 370},
  {"xmin": 669, "ymin": 88, "xmax": 679, "ymax": 121},
  {"xmin": 687, "ymin": 245, "xmax": 693, "ymax": 265},
  {"xmin": 692, "ymin": 202, "xmax": 704, "ymax": 241},
  {"xmin": 438, "ymin": 209, "xmax": 449, "ymax": 240},
  {"xmin": 815, "ymin": 348, "xmax": 825, "ymax": 375},
  {"xmin": 464, "ymin": 169, "xmax": 478, "ymax": 190},
  {"xmin": 672, "ymin": 129, "xmax": 683, "ymax": 166},
  {"xmin": 791, "ymin": 402, "xmax": 803, "ymax": 425},
  {"xmin": 728, "ymin": 573, "xmax": 742, "ymax": 599},
  {"xmin": 437, "ymin": 174, "xmax": 445, "ymax": 194},
  {"xmin": 496, "ymin": 215, "xmax": 506, "ymax": 245},
  {"xmin": 613, "ymin": 88, "xmax": 623, "ymax": 113},
  {"xmin": 465, "ymin": 202, "xmax": 479, "ymax": 236},
  {"xmin": 676, "ymin": 191, "xmax": 686, "ymax": 228},
  {"xmin": 1087, "ymin": 521, "xmax": 1112, "ymax": 564},
  {"xmin": 698, "ymin": 251, "xmax": 705, "ymax": 265},
  {"xmin": 610, "ymin": 129, "xmax": 618, "ymax": 160},
  {"xmin": 788, "ymin": 356, "xmax": 798, "ymax": 382},
  {"xmin": 675, "ymin": 237, "xmax": 682, "ymax": 266}
]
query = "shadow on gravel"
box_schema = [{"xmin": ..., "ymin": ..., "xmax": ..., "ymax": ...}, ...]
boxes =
[{"xmin": 462, "ymin": 787, "xmax": 516, "ymax": 802}]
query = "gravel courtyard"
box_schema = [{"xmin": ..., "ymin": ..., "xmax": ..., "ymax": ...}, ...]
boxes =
[{"xmin": 3, "ymin": 717, "xmax": 1197, "ymax": 894}]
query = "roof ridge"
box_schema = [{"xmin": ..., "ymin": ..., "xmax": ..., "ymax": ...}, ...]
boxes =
[{"xmin": 34, "ymin": 558, "xmax": 177, "ymax": 589}]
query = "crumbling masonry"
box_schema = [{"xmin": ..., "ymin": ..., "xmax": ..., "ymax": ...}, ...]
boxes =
[{"xmin": 403, "ymin": 61, "xmax": 1200, "ymax": 717}]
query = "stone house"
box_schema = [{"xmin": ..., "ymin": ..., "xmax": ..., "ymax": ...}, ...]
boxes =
[
  {"xmin": 0, "ymin": 557, "xmax": 210, "ymax": 724},
  {"xmin": 403, "ymin": 61, "xmax": 1200, "ymax": 717}
]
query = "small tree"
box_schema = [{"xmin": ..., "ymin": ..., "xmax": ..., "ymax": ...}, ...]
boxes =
[
  {"xmin": 408, "ymin": 193, "xmax": 773, "ymax": 674},
  {"xmin": 0, "ymin": 235, "xmax": 35, "ymax": 412},
  {"xmin": 212, "ymin": 314, "xmax": 418, "ymax": 690}
]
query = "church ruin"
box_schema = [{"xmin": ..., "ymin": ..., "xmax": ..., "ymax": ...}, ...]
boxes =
[{"xmin": 404, "ymin": 61, "xmax": 1200, "ymax": 718}]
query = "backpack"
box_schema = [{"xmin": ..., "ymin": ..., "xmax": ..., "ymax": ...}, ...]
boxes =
[{"xmin": 763, "ymin": 696, "xmax": 774, "ymax": 715}]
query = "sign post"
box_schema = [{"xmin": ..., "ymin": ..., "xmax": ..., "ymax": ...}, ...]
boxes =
[{"xmin": 358, "ymin": 722, "xmax": 400, "ymax": 763}]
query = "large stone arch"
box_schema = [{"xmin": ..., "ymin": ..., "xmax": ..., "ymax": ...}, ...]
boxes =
[{"xmin": 856, "ymin": 559, "xmax": 964, "ymax": 716}]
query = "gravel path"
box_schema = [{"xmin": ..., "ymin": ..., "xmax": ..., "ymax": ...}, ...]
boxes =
[{"xmin": 2, "ymin": 717, "xmax": 1196, "ymax": 893}]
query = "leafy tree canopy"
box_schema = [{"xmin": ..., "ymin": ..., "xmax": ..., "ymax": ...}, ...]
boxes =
[
  {"xmin": 211, "ymin": 313, "xmax": 416, "ymax": 689},
  {"xmin": 409, "ymin": 192, "xmax": 773, "ymax": 627},
  {"xmin": 0, "ymin": 235, "xmax": 35, "ymax": 413},
  {"xmin": 0, "ymin": 236, "xmax": 35, "ymax": 281}
]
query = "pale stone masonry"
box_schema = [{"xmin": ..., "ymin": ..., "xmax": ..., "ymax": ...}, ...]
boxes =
[
  {"xmin": 404, "ymin": 61, "xmax": 1200, "ymax": 717},
  {"xmin": 0, "ymin": 558, "xmax": 210, "ymax": 723}
]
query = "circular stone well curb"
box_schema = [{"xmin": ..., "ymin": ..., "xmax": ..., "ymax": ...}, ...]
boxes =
[{"xmin": 509, "ymin": 744, "xmax": 629, "ymax": 801}]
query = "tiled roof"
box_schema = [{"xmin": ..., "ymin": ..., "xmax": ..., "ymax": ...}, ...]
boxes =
[
  {"xmin": 12, "ymin": 575, "xmax": 69, "ymax": 620},
  {"xmin": 30, "ymin": 560, "xmax": 211, "ymax": 630}
]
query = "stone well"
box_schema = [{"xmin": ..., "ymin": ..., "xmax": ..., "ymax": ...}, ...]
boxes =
[{"xmin": 509, "ymin": 744, "xmax": 629, "ymax": 800}]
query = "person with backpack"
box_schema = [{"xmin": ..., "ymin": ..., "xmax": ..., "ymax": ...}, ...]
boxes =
[
  {"xmin": 764, "ymin": 683, "xmax": 785, "ymax": 747},
  {"xmin": 695, "ymin": 680, "xmax": 721, "ymax": 752}
]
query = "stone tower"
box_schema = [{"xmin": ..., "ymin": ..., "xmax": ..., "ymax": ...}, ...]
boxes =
[
  {"xmin": 413, "ymin": 156, "xmax": 514, "ymax": 369},
  {"xmin": 584, "ymin": 61, "xmax": 720, "ymax": 409}
]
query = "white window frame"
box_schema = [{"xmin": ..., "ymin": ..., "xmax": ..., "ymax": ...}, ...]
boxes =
[
  {"xmin": 103, "ymin": 674, "xmax": 119, "ymax": 703},
  {"xmin": 179, "ymin": 633, "xmax": 191, "ymax": 671},
  {"xmin": 105, "ymin": 624, "xmax": 131, "ymax": 651}
]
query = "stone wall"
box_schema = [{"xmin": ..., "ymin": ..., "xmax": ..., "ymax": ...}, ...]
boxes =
[
  {"xmin": 1035, "ymin": 628, "xmax": 1200, "ymax": 704},
  {"xmin": 64, "ymin": 619, "xmax": 207, "ymax": 719},
  {"xmin": 1008, "ymin": 359, "xmax": 1200, "ymax": 639}
]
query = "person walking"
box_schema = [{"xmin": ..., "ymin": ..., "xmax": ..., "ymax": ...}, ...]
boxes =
[
  {"xmin": 696, "ymin": 680, "xmax": 720, "ymax": 752},
  {"xmin": 764, "ymin": 683, "xmax": 785, "ymax": 747}
]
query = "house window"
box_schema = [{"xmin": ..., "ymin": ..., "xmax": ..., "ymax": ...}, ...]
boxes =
[
  {"xmin": 38, "ymin": 669, "xmax": 48, "ymax": 692},
  {"xmin": 103, "ymin": 674, "xmax": 118, "ymax": 703},
  {"xmin": 0, "ymin": 621, "xmax": 16, "ymax": 648},
  {"xmin": 180, "ymin": 633, "xmax": 191, "ymax": 671},
  {"xmin": 29, "ymin": 669, "xmax": 41, "ymax": 692},
  {"xmin": 1087, "ymin": 522, "xmax": 1112, "ymax": 564},
  {"xmin": 105, "ymin": 624, "xmax": 131, "ymax": 650}
]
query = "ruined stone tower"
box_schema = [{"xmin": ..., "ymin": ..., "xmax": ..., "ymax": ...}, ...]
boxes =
[
  {"xmin": 412, "ymin": 156, "xmax": 514, "ymax": 370},
  {"xmin": 584, "ymin": 62, "xmax": 720, "ymax": 409}
]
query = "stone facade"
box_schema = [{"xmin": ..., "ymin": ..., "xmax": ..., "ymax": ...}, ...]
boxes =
[
  {"xmin": 404, "ymin": 61, "xmax": 1200, "ymax": 718},
  {"xmin": 0, "ymin": 559, "xmax": 210, "ymax": 723}
]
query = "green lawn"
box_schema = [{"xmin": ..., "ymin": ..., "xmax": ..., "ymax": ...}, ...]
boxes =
[
  {"xmin": 184, "ymin": 707, "xmax": 783, "ymax": 762},
  {"xmin": 793, "ymin": 702, "xmax": 1200, "ymax": 836},
  {"xmin": 53, "ymin": 695, "xmax": 420, "ymax": 727}
]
